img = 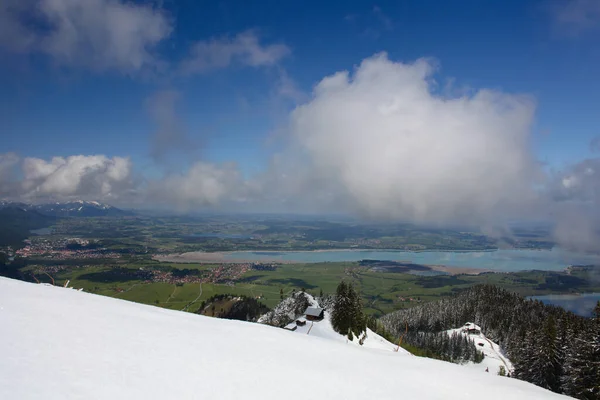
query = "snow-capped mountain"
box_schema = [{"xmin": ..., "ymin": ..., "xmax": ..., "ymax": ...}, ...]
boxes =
[
  {"xmin": 0, "ymin": 200, "xmax": 30, "ymax": 210},
  {"xmin": 0, "ymin": 277, "xmax": 568, "ymax": 400},
  {"xmin": 0, "ymin": 200, "xmax": 133, "ymax": 217},
  {"xmin": 32, "ymin": 200, "xmax": 133, "ymax": 217}
]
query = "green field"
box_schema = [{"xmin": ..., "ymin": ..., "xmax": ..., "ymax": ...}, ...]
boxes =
[{"xmin": 32, "ymin": 261, "xmax": 600, "ymax": 316}]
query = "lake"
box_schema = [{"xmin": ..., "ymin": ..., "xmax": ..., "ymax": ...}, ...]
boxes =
[
  {"xmin": 189, "ymin": 233, "xmax": 253, "ymax": 239},
  {"xmin": 219, "ymin": 248, "xmax": 600, "ymax": 272},
  {"xmin": 528, "ymin": 293, "xmax": 600, "ymax": 317},
  {"xmin": 30, "ymin": 227, "xmax": 52, "ymax": 235}
]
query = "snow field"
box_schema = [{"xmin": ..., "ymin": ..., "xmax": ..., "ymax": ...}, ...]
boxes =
[{"xmin": 0, "ymin": 277, "xmax": 569, "ymax": 399}]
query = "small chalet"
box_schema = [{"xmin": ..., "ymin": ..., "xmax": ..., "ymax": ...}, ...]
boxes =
[
  {"xmin": 304, "ymin": 307, "xmax": 324, "ymax": 321},
  {"xmin": 462, "ymin": 322, "xmax": 481, "ymax": 335}
]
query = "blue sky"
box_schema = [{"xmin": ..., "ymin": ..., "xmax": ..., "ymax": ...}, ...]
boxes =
[{"xmin": 1, "ymin": 0, "xmax": 600, "ymax": 247}]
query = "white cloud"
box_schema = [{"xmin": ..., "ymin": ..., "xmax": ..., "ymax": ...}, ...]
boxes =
[
  {"xmin": 180, "ymin": 30, "xmax": 290, "ymax": 75},
  {"xmin": 148, "ymin": 162, "xmax": 243, "ymax": 209},
  {"xmin": 146, "ymin": 90, "xmax": 195, "ymax": 162},
  {"xmin": 591, "ymin": 136, "xmax": 600, "ymax": 152},
  {"xmin": 552, "ymin": 204, "xmax": 600, "ymax": 254},
  {"xmin": 0, "ymin": 0, "xmax": 172, "ymax": 73},
  {"xmin": 0, "ymin": 153, "xmax": 20, "ymax": 196},
  {"xmin": 552, "ymin": 158, "xmax": 600, "ymax": 202},
  {"xmin": 0, "ymin": 1, "xmax": 38, "ymax": 53},
  {"xmin": 286, "ymin": 53, "xmax": 541, "ymax": 224},
  {"xmin": 21, "ymin": 155, "xmax": 134, "ymax": 200},
  {"xmin": 552, "ymin": 0, "xmax": 600, "ymax": 34},
  {"xmin": 373, "ymin": 6, "xmax": 393, "ymax": 31},
  {"xmin": 0, "ymin": 153, "xmax": 19, "ymax": 178}
]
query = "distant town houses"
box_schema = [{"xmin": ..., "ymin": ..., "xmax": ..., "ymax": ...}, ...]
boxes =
[
  {"xmin": 14, "ymin": 237, "xmax": 120, "ymax": 260},
  {"xmin": 397, "ymin": 296, "xmax": 421, "ymax": 303},
  {"xmin": 152, "ymin": 262, "xmax": 275, "ymax": 286}
]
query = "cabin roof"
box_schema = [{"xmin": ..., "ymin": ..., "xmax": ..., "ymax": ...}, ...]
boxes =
[{"xmin": 305, "ymin": 307, "xmax": 324, "ymax": 317}]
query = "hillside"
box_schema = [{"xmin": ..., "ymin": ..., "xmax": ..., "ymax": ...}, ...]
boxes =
[
  {"xmin": 0, "ymin": 207, "xmax": 56, "ymax": 248},
  {"xmin": 0, "ymin": 277, "xmax": 568, "ymax": 399},
  {"xmin": 380, "ymin": 285, "xmax": 599, "ymax": 397}
]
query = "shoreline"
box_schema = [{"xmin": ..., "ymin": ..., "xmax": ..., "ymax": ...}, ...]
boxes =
[
  {"xmin": 152, "ymin": 247, "xmax": 594, "ymax": 275},
  {"xmin": 155, "ymin": 246, "xmax": 559, "ymax": 259},
  {"xmin": 153, "ymin": 249, "xmax": 494, "ymax": 275}
]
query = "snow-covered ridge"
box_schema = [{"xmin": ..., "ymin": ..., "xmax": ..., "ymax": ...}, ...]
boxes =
[
  {"xmin": 0, "ymin": 277, "xmax": 568, "ymax": 399},
  {"xmin": 44, "ymin": 200, "xmax": 113, "ymax": 210},
  {"xmin": 0, "ymin": 200, "xmax": 130, "ymax": 216}
]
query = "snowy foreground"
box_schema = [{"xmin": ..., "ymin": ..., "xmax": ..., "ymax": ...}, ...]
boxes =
[{"xmin": 0, "ymin": 278, "xmax": 569, "ymax": 399}]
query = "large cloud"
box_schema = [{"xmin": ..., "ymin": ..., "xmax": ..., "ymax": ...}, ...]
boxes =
[
  {"xmin": 0, "ymin": 0, "xmax": 172, "ymax": 73},
  {"xmin": 287, "ymin": 53, "xmax": 541, "ymax": 224},
  {"xmin": 21, "ymin": 155, "xmax": 135, "ymax": 201}
]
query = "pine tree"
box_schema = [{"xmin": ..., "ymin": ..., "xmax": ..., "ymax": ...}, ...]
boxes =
[
  {"xmin": 331, "ymin": 280, "xmax": 365, "ymax": 337},
  {"xmin": 514, "ymin": 329, "xmax": 536, "ymax": 382},
  {"xmin": 563, "ymin": 328, "xmax": 600, "ymax": 400},
  {"xmin": 331, "ymin": 281, "xmax": 350, "ymax": 334},
  {"xmin": 562, "ymin": 309, "xmax": 600, "ymax": 399},
  {"xmin": 526, "ymin": 316, "xmax": 561, "ymax": 392}
]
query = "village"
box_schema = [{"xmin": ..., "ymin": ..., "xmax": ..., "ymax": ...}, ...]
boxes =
[
  {"xmin": 12, "ymin": 237, "xmax": 121, "ymax": 260},
  {"xmin": 28, "ymin": 259, "xmax": 279, "ymax": 289}
]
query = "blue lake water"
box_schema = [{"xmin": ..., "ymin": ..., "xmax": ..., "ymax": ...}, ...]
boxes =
[
  {"xmin": 528, "ymin": 293, "xmax": 600, "ymax": 317},
  {"xmin": 221, "ymin": 248, "xmax": 600, "ymax": 272},
  {"xmin": 30, "ymin": 227, "xmax": 52, "ymax": 235}
]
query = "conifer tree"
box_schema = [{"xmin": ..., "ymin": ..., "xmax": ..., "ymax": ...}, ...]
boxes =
[
  {"xmin": 562, "ymin": 308, "xmax": 600, "ymax": 399},
  {"xmin": 331, "ymin": 281, "xmax": 350, "ymax": 334},
  {"xmin": 331, "ymin": 280, "xmax": 365, "ymax": 337}
]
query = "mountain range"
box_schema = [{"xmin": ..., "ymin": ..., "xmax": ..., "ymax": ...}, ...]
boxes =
[
  {"xmin": 0, "ymin": 207, "xmax": 56, "ymax": 248},
  {"xmin": 0, "ymin": 200, "xmax": 133, "ymax": 217}
]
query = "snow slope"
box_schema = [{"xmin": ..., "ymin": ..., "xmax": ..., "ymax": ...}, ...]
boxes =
[
  {"xmin": 447, "ymin": 323, "xmax": 514, "ymax": 375},
  {"xmin": 0, "ymin": 277, "xmax": 569, "ymax": 400}
]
